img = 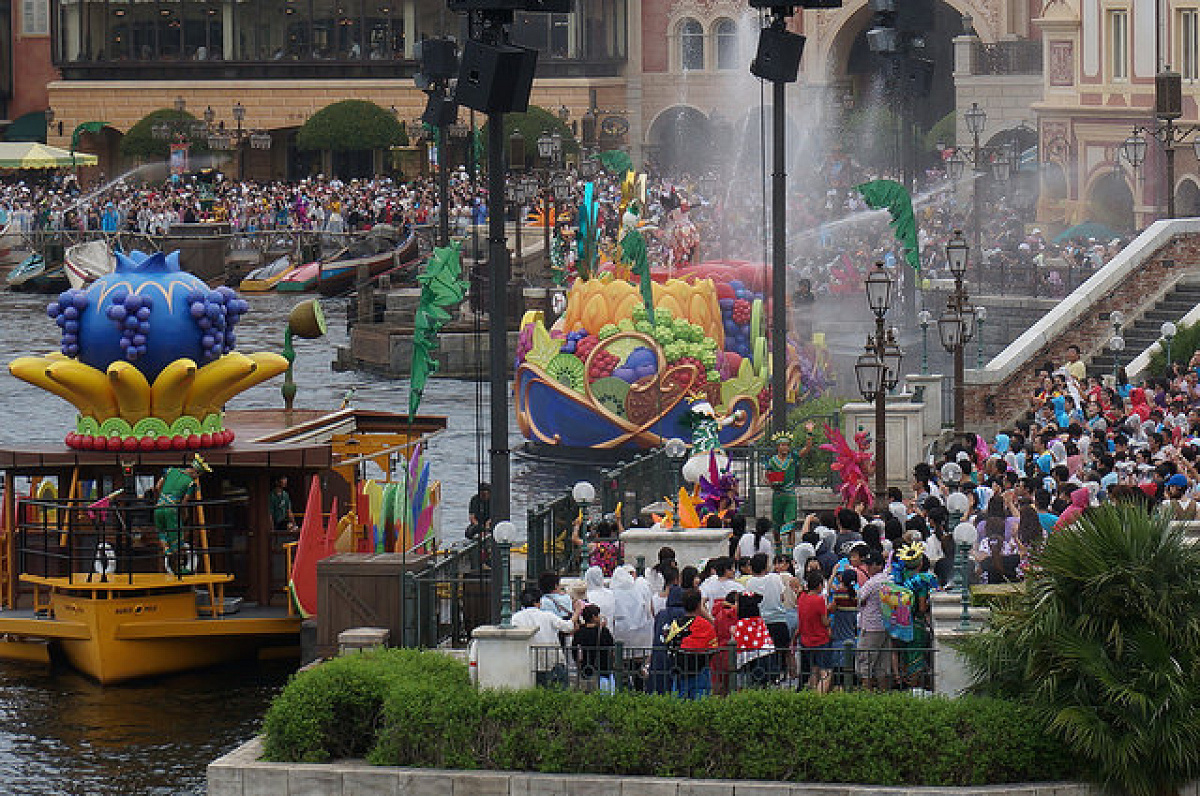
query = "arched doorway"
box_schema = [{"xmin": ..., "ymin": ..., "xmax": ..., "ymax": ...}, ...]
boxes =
[
  {"xmin": 1176, "ymin": 177, "xmax": 1200, "ymax": 218},
  {"xmin": 1086, "ymin": 171, "xmax": 1135, "ymax": 233},
  {"xmin": 647, "ymin": 105, "xmax": 713, "ymax": 175}
]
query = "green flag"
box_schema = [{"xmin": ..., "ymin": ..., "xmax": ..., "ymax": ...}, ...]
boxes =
[
  {"xmin": 856, "ymin": 179, "xmax": 920, "ymax": 272},
  {"xmin": 619, "ymin": 205, "xmax": 653, "ymax": 326},
  {"xmin": 408, "ymin": 243, "xmax": 468, "ymax": 420}
]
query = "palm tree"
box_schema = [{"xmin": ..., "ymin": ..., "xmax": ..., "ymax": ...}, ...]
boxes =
[{"xmin": 958, "ymin": 502, "xmax": 1200, "ymax": 796}]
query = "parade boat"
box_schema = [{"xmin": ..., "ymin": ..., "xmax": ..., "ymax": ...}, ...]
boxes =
[
  {"xmin": 238, "ymin": 254, "xmax": 298, "ymax": 293},
  {"xmin": 0, "ymin": 408, "xmax": 446, "ymax": 684},
  {"xmin": 275, "ymin": 260, "xmax": 320, "ymax": 292},
  {"xmin": 0, "ymin": 246, "xmax": 448, "ymax": 682}
]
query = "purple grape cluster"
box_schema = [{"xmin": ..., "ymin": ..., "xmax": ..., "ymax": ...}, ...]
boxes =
[
  {"xmin": 104, "ymin": 287, "xmax": 156, "ymax": 363},
  {"xmin": 187, "ymin": 286, "xmax": 249, "ymax": 362},
  {"xmin": 559, "ymin": 329, "xmax": 588, "ymax": 354},
  {"xmin": 47, "ymin": 289, "xmax": 91, "ymax": 358}
]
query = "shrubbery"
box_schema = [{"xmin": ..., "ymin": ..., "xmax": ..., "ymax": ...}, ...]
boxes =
[{"xmin": 261, "ymin": 648, "xmax": 1079, "ymax": 785}]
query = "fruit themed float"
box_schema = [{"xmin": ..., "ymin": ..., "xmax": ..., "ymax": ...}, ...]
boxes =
[
  {"xmin": 515, "ymin": 261, "xmax": 786, "ymax": 450},
  {"xmin": 9, "ymin": 250, "xmax": 288, "ymax": 451}
]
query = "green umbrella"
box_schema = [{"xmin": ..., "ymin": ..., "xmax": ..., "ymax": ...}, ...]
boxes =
[{"xmin": 1052, "ymin": 222, "xmax": 1122, "ymax": 244}]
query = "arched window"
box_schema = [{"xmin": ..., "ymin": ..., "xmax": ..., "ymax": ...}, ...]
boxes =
[
  {"xmin": 715, "ymin": 19, "xmax": 738, "ymax": 70},
  {"xmin": 679, "ymin": 18, "xmax": 703, "ymax": 71}
]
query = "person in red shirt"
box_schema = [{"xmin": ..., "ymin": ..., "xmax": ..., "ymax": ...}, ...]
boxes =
[
  {"xmin": 710, "ymin": 589, "xmax": 740, "ymax": 696},
  {"xmin": 796, "ymin": 569, "xmax": 834, "ymax": 693},
  {"xmin": 674, "ymin": 588, "xmax": 717, "ymax": 699}
]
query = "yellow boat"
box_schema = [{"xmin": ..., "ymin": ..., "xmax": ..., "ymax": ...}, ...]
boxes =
[
  {"xmin": 0, "ymin": 408, "xmax": 446, "ymax": 684},
  {"xmin": 239, "ymin": 254, "xmax": 297, "ymax": 293}
]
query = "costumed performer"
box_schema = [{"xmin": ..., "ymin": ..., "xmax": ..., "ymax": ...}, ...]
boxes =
[
  {"xmin": 154, "ymin": 454, "xmax": 210, "ymax": 574},
  {"xmin": 765, "ymin": 423, "xmax": 817, "ymax": 542}
]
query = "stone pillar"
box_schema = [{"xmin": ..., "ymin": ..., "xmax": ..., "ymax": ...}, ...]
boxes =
[
  {"xmin": 471, "ymin": 625, "xmax": 537, "ymax": 690},
  {"xmin": 625, "ymin": 0, "xmax": 644, "ymax": 168},
  {"xmin": 222, "ymin": 1, "xmax": 235, "ymax": 61},
  {"xmin": 841, "ymin": 401, "xmax": 926, "ymax": 489},
  {"xmin": 906, "ymin": 373, "xmax": 945, "ymax": 437},
  {"xmin": 403, "ymin": 0, "xmax": 417, "ymax": 59}
]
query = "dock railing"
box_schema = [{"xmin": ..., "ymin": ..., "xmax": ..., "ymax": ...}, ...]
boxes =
[{"xmin": 403, "ymin": 538, "xmax": 492, "ymax": 648}]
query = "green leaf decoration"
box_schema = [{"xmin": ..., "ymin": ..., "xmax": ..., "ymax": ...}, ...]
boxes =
[
  {"xmin": 525, "ymin": 321, "xmax": 560, "ymax": 369},
  {"xmin": 856, "ymin": 179, "xmax": 920, "ymax": 272},
  {"xmin": 408, "ymin": 243, "xmax": 468, "ymax": 421}
]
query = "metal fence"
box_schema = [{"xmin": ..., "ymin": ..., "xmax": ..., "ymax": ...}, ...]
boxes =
[
  {"xmin": 970, "ymin": 40, "xmax": 1042, "ymax": 75},
  {"xmin": 529, "ymin": 640, "xmax": 936, "ymax": 695},
  {"xmin": 403, "ymin": 538, "xmax": 494, "ymax": 648}
]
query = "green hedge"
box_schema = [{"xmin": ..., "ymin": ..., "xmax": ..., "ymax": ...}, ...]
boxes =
[{"xmin": 261, "ymin": 649, "xmax": 1080, "ymax": 785}]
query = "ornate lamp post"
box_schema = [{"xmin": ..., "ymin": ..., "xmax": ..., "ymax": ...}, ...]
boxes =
[
  {"xmin": 572, "ymin": 480, "xmax": 595, "ymax": 573},
  {"xmin": 1109, "ymin": 334, "xmax": 1126, "ymax": 379},
  {"xmin": 492, "ymin": 520, "xmax": 517, "ymax": 627},
  {"xmin": 1120, "ymin": 70, "xmax": 1200, "ymax": 219},
  {"xmin": 963, "ymin": 102, "xmax": 987, "ymax": 272},
  {"xmin": 975, "ymin": 305, "xmax": 987, "ymax": 368},
  {"xmin": 858, "ymin": 263, "xmax": 903, "ymax": 501},
  {"xmin": 938, "ymin": 230, "xmax": 975, "ymax": 433},
  {"xmin": 918, "ymin": 309, "xmax": 931, "ymax": 375},
  {"xmin": 1162, "ymin": 321, "xmax": 1178, "ymax": 368},
  {"xmin": 535, "ymin": 130, "xmax": 563, "ymax": 262},
  {"xmin": 952, "ymin": 519, "xmax": 977, "ymax": 627}
]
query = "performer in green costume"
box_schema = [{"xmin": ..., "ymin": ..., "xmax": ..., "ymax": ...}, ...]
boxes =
[
  {"xmin": 154, "ymin": 454, "xmax": 210, "ymax": 573},
  {"xmin": 765, "ymin": 426, "xmax": 815, "ymax": 539}
]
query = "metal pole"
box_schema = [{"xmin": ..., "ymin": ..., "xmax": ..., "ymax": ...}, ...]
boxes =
[
  {"xmin": 438, "ymin": 125, "xmax": 450, "ymax": 246},
  {"xmin": 770, "ymin": 74, "xmax": 788, "ymax": 435},
  {"xmin": 874, "ymin": 316, "xmax": 887, "ymax": 501},
  {"xmin": 921, "ymin": 325, "xmax": 929, "ymax": 375},
  {"xmin": 543, "ymin": 180, "xmax": 551, "ymax": 266},
  {"xmin": 488, "ymin": 110, "xmax": 511, "ymax": 527},
  {"xmin": 976, "ymin": 318, "xmax": 985, "ymax": 368},
  {"xmin": 1166, "ymin": 121, "xmax": 1177, "ymax": 219},
  {"xmin": 972, "ymin": 129, "xmax": 982, "ymax": 295},
  {"xmin": 954, "ymin": 277, "xmax": 966, "ymax": 434}
]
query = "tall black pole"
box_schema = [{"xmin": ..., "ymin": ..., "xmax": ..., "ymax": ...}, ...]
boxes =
[
  {"xmin": 438, "ymin": 124, "xmax": 450, "ymax": 246},
  {"xmin": 770, "ymin": 74, "xmax": 788, "ymax": 435},
  {"xmin": 488, "ymin": 109, "xmax": 511, "ymax": 527},
  {"xmin": 972, "ymin": 128, "xmax": 982, "ymax": 295},
  {"xmin": 874, "ymin": 317, "xmax": 887, "ymax": 500},
  {"xmin": 953, "ymin": 276, "xmax": 966, "ymax": 434},
  {"xmin": 1166, "ymin": 119, "xmax": 1177, "ymax": 219}
]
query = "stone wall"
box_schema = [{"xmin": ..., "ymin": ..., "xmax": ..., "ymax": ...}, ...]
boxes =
[{"xmin": 962, "ymin": 223, "xmax": 1200, "ymax": 433}]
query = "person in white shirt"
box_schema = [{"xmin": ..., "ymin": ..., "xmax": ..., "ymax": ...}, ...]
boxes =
[
  {"xmin": 699, "ymin": 557, "xmax": 741, "ymax": 609},
  {"xmin": 737, "ymin": 518, "xmax": 774, "ymax": 560},
  {"xmin": 511, "ymin": 586, "xmax": 581, "ymax": 687}
]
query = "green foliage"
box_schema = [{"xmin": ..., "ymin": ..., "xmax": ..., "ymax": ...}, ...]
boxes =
[
  {"xmin": 263, "ymin": 647, "xmax": 1077, "ymax": 785},
  {"xmin": 261, "ymin": 648, "xmax": 469, "ymax": 763},
  {"xmin": 1148, "ymin": 318, "xmax": 1200, "ymax": 375},
  {"xmin": 783, "ymin": 395, "xmax": 847, "ymax": 482},
  {"xmin": 958, "ymin": 503, "xmax": 1200, "ymax": 796},
  {"xmin": 119, "ymin": 109, "xmax": 210, "ymax": 162},
  {"xmin": 297, "ymin": 100, "xmax": 405, "ymax": 153},
  {"xmin": 479, "ymin": 105, "xmax": 579, "ymax": 165},
  {"xmin": 925, "ymin": 110, "xmax": 956, "ymax": 153}
]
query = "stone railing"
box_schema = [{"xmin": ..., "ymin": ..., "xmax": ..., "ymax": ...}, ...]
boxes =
[{"xmin": 963, "ymin": 219, "xmax": 1200, "ymax": 432}]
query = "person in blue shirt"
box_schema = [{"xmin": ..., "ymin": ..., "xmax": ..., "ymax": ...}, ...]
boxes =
[{"xmin": 1034, "ymin": 487, "xmax": 1059, "ymax": 532}]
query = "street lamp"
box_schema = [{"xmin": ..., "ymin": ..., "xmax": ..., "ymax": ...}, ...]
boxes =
[
  {"xmin": 572, "ymin": 480, "xmax": 596, "ymax": 572},
  {"xmin": 509, "ymin": 129, "xmax": 525, "ymax": 172},
  {"xmin": 1162, "ymin": 321, "xmax": 1178, "ymax": 367},
  {"xmin": 1109, "ymin": 334, "xmax": 1125, "ymax": 379},
  {"xmin": 940, "ymin": 230, "xmax": 974, "ymax": 432},
  {"xmin": 918, "ymin": 309, "xmax": 931, "ymax": 374},
  {"xmin": 975, "ymin": 305, "xmax": 987, "ymax": 367},
  {"xmin": 952, "ymin": 520, "xmax": 977, "ymax": 625},
  {"xmin": 493, "ymin": 520, "xmax": 517, "ymax": 628},
  {"xmin": 1119, "ymin": 69, "xmax": 1200, "ymax": 218},
  {"xmin": 232, "ymin": 101, "xmax": 246, "ymax": 177},
  {"xmin": 859, "ymin": 263, "xmax": 902, "ymax": 502}
]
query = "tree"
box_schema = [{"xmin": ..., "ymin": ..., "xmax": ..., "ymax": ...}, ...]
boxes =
[
  {"xmin": 297, "ymin": 100, "xmax": 405, "ymax": 153},
  {"xmin": 478, "ymin": 105, "xmax": 579, "ymax": 166},
  {"xmin": 119, "ymin": 109, "xmax": 210, "ymax": 162},
  {"xmin": 958, "ymin": 503, "xmax": 1200, "ymax": 796},
  {"xmin": 924, "ymin": 110, "xmax": 956, "ymax": 153}
]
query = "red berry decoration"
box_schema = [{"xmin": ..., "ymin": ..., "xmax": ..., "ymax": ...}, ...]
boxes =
[
  {"xmin": 732, "ymin": 300, "xmax": 751, "ymax": 325},
  {"xmin": 186, "ymin": 434, "xmax": 202, "ymax": 449},
  {"xmin": 757, "ymin": 386, "xmax": 771, "ymax": 414},
  {"xmin": 171, "ymin": 435, "xmax": 187, "ymax": 450},
  {"xmin": 156, "ymin": 435, "xmax": 173, "ymax": 451}
]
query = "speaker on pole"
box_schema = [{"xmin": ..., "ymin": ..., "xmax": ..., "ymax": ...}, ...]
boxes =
[
  {"xmin": 454, "ymin": 40, "xmax": 538, "ymax": 114},
  {"xmin": 750, "ymin": 27, "xmax": 805, "ymax": 83}
]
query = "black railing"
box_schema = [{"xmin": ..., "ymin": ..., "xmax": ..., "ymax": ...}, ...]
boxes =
[
  {"xmin": 530, "ymin": 640, "xmax": 937, "ymax": 695},
  {"xmin": 15, "ymin": 495, "xmax": 243, "ymax": 584},
  {"xmin": 403, "ymin": 538, "xmax": 493, "ymax": 648}
]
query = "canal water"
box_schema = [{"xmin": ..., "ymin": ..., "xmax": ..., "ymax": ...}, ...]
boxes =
[{"xmin": 0, "ymin": 290, "xmax": 587, "ymax": 795}]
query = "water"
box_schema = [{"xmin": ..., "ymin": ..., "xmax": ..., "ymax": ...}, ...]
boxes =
[{"xmin": 0, "ymin": 289, "xmax": 587, "ymax": 795}]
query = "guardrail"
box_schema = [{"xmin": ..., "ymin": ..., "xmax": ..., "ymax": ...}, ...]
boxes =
[{"xmin": 403, "ymin": 538, "xmax": 493, "ymax": 648}]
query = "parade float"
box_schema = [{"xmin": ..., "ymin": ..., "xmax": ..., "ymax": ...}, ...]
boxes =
[{"xmin": 0, "ymin": 250, "xmax": 447, "ymax": 682}]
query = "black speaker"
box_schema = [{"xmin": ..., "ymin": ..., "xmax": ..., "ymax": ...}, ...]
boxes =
[
  {"xmin": 903, "ymin": 57, "xmax": 935, "ymax": 97},
  {"xmin": 750, "ymin": 27, "xmax": 805, "ymax": 83},
  {"xmin": 422, "ymin": 95, "xmax": 460, "ymax": 127},
  {"xmin": 416, "ymin": 38, "xmax": 459, "ymax": 80},
  {"xmin": 1156, "ymin": 69, "xmax": 1182, "ymax": 120},
  {"xmin": 895, "ymin": 0, "xmax": 933, "ymax": 33},
  {"xmin": 454, "ymin": 40, "xmax": 538, "ymax": 113}
]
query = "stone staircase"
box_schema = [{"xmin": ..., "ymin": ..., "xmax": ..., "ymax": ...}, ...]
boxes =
[{"xmin": 1088, "ymin": 280, "xmax": 1200, "ymax": 378}]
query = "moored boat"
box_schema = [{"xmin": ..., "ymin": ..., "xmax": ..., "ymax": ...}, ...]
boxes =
[
  {"xmin": 7, "ymin": 253, "xmax": 69, "ymax": 293},
  {"xmin": 316, "ymin": 228, "xmax": 419, "ymax": 297},
  {"xmin": 64, "ymin": 239, "xmax": 116, "ymax": 290},
  {"xmin": 239, "ymin": 255, "xmax": 297, "ymax": 293},
  {"xmin": 276, "ymin": 261, "xmax": 320, "ymax": 292}
]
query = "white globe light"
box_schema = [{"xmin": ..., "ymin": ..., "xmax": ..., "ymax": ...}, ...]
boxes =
[
  {"xmin": 572, "ymin": 481, "xmax": 596, "ymax": 504},
  {"xmin": 664, "ymin": 437, "xmax": 688, "ymax": 458},
  {"xmin": 493, "ymin": 520, "xmax": 518, "ymax": 544},
  {"xmin": 946, "ymin": 491, "xmax": 970, "ymax": 516},
  {"xmin": 940, "ymin": 462, "xmax": 963, "ymax": 483},
  {"xmin": 953, "ymin": 520, "xmax": 977, "ymax": 546},
  {"xmin": 1162, "ymin": 321, "xmax": 1178, "ymax": 339}
]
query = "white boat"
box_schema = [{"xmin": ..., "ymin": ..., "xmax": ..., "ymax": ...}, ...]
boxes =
[{"xmin": 64, "ymin": 239, "xmax": 116, "ymax": 290}]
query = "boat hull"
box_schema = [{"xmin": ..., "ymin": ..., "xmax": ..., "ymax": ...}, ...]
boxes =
[
  {"xmin": 316, "ymin": 233, "xmax": 419, "ymax": 297},
  {"xmin": 277, "ymin": 263, "xmax": 320, "ymax": 292},
  {"xmin": 240, "ymin": 263, "xmax": 298, "ymax": 293},
  {"xmin": 0, "ymin": 578, "xmax": 300, "ymax": 684}
]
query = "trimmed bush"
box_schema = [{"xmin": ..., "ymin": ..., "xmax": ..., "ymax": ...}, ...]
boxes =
[
  {"xmin": 261, "ymin": 649, "xmax": 1079, "ymax": 785},
  {"xmin": 262, "ymin": 648, "xmax": 468, "ymax": 763},
  {"xmin": 297, "ymin": 100, "xmax": 405, "ymax": 153},
  {"xmin": 120, "ymin": 109, "xmax": 211, "ymax": 162}
]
